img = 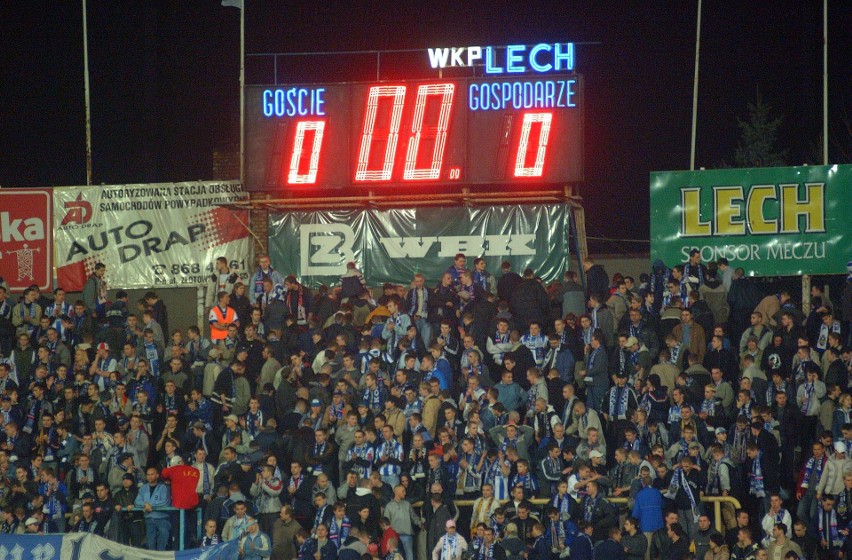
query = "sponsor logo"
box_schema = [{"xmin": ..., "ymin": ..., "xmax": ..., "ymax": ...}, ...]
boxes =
[
  {"xmin": 60, "ymin": 194, "xmax": 94, "ymax": 226},
  {"xmin": 299, "ymin": 225, "xmax": 536, "ymax": 276},
  {"xmin": 0, "ymin": 190, "xmax": 52, "ymax": 290},
  {"xmin": 300, "ymin": 224, "xmax": 356, "ymax": 276}
]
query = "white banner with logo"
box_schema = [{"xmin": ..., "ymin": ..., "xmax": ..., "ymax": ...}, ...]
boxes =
[
  {"xmin": 53, "ymin": 182, "xmax": 253, "ymax": 291},
  {"xmin": 0, "ymin": 532, "xmax": 239, "ymax": 560},
  {"xmin": 268, "ymin": 204, "xmax": 568, "ymax": 287}
]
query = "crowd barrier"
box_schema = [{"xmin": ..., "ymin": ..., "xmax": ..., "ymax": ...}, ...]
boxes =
[
  {"xmin": 65, "ymin": 506, "xmax": 203, "ymax": 551},
  {"xmin": 415, "ymin": 495, "xmax": 742, "ymax": 533},
  {"xmin": 56, "ymin": 496, "xmax": 741, "ymax": 551}
]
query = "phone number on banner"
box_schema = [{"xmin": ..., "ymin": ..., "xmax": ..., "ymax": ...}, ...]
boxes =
[{"xmin": 151, "ymin": 261, "xmax": 249, "ymax": 285}]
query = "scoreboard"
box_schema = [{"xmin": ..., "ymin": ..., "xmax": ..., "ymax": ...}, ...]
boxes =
[{"xmin": 245, "ymin": 74, "xmax": 583, "ymax": 191}]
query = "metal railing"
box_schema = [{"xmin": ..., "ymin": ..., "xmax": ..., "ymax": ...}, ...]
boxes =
[
  {"xmin": 65, "ymin": 506, "xmax": 202, "ymax": 551},
  {"xmin": 415, "ymin": 495, "xmax": 742, "ymax": 533}
]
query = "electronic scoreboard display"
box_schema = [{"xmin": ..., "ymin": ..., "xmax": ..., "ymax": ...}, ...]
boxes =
[{"xmin": 245, "ymin": 74, "xmax": 583, "ymax": 190}]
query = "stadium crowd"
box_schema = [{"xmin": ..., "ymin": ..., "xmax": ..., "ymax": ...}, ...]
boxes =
[{"xmin": 0, "ymin": 251, "xmax": 851, "ymax": 560}]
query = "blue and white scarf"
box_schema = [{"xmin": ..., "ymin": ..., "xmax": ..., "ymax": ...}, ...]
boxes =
[
  {"xmin": 441, "ymin": 532, "xmax": 460, "ymax": 560},
  {"xmin": 801, "ymin": 382, "xmax": 816, "ymax": 414},
  {"xmin": 749, "ymin": 451, "xmax": 765, "ymax": 497},
  {"xmin": 491, "ymin": 332, "xmax": 509, "ymax": 362},
  {"xmin": 552, "ymin": 493, "xmax": 572, "ymax": 520},
  {"xmin": 700, "ymin": 398, "xmax": 717, "ymax": 416},
  {"xmin": 246, "ymin": 410, "xmax": 263, "ymax": 437},
  {"xmin": 670, "ymin": 344, "xmax": 682, "ymax": 365},
  {"xmin": 586, "ymin": 348, "xmax": 600, "ymax": 372},
  {"xmin": 608, "ymin": 385, "xmax": 630, "ymax": 418},
  {"xmin": 670, "ymin": 467, "xmax": 698, "ymax": 515},
  {"xmin": 582, "ymin": 495, "xmax": 598, "ymax": 522},
  {"xmin": 500, "ymin": 435, "xmax": 519, "ymax": 455},
  {"xmin": 667, "ymin": 405, "xmax": 683, "ymax": 425},
  {"xmin": 363, "ymin": 387, "xmax": 383, "ymax": 413},
  {"xmin": 548, "ymin": 521, "xmax": 565, "ymax": 552},
  {"xmin": 802, "ymin": 455, "xmax": 826, "ymax": 489},
  {"xmin": 766, "ymin": 381, "xmax": 788, "ymax": 405},
  {"xmin": 818, "ymin": 508, "xmax": 843, "ymax": 547}
]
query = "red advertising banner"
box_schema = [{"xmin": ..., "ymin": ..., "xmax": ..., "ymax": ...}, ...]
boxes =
[{"xmin": 0, "ymin": 189, "xmax": 52, "ymax": 292}]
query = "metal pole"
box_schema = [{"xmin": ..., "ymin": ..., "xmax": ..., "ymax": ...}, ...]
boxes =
[
  {"xmin": 823, "ymin": 0, "xmax": 828, "ymax": 165},
  {"xmin": 239, "ymin": 2, "xmax": 245, "ymax": 184},
  {"xmin": 689, "ymin": 0, "xmax": 702, "ymax": 170},
  {"xmin": 82, "ymin": 0, "xmax": 93, "ymax": 185},
  {"xmin": 179, "ymin": 509, "xmax": 185, "ymax": 551}
]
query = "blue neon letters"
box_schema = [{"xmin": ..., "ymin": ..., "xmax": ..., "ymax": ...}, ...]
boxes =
[
  {"xmin": 468, "ymin": 79, "xmax": 576, "ymax": 111},
  {"xmin": 262, "ymin": 88, "xmax": 326, "ymax": 118}
]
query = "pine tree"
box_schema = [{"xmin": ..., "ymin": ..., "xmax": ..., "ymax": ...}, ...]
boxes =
[{"xmin": 734, "ymin": 90, "xmax": 788, "ymax": 168}]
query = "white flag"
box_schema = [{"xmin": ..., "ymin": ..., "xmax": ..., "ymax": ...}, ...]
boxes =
[{"xmin": 221, "ymin": 0, "xmax": 242, "ymax": 8}]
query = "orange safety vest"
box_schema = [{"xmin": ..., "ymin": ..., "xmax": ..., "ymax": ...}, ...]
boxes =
[{"xmin": 210, "ymin": 305, "xmax": 236, "ymax": 341}]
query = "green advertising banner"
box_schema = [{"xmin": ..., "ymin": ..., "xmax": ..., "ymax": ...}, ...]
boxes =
[
  {"xmin": 650, "ymin": 165, "xmax": 852, "ymax": 276},
  {"xmin": 268, "ymin": 205, "xmax": 569, "ymax": 287}
]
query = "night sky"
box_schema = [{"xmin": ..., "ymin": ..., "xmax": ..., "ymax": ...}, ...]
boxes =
[{"xmin": 1, "ymin": 1, "xmax": 849, "ymax": 245}]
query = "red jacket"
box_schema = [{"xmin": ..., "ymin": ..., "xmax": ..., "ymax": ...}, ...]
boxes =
[
  {"xmin": 161, "ymin": 465, "xmax": 201, "ymax": 509},
  {"xmin": 380, "ymin": 527, "xmax": 400, "ymax": 555}
]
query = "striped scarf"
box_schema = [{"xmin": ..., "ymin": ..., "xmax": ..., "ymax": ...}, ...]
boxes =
[
  {"xmin": 749, "ymin": 451, "xmax": 765, "ymax": 497},
  {"xmin": 582, "ymin": 495, "xmax": 598, "ymax": 522},
  {"xmin": 476, "ymin": 542, "xmax": 495, "ymax": 560},
  {"xmin": 670, "ymin": 343, "xmax": 681, "ymax": 365},
  {"xmin": 707, "ymin": 459, "xmax": 722, "ymax": 495},
  {"xmin": 733, "ymin": 428, "xmax": 748, "ymax": 464},
  {"xmin": 500, "ymin": 436, "xmax": 518, "ymax": 454},
  {"xmin": 491, "ymin": 332, "xmax": 509, "ymax": 362},
  {"xmin": 608, "ymin": 385, "xmax": 630, "ymax": 418},
  {"xmin": 838, "ymin": 489, "xmax": 852, "ymax": 517},
  {"xmin": 818, "ymin": 508, "xmax": 842, "ymax": 547},
  {"xmin": 802, "ymin": 455, "xmax": 825, "ymax": 488},
  {"xmin": 441, "ymin": 532, "xmax": 460, "ymax": 560},
  {"xmin": 801, "ymin": 383, "xmax": 815, "ymax": 414},
  {"xmin": 552, "ymin": 494, "xmax": 571, "ymax": 520},
  {"xmin": 549, "ymin": 521, "xmax": 565, "ymax": 552},
  {"xmin": 669, "ymin": 467, "xmax": 698, "ymax": 516}
]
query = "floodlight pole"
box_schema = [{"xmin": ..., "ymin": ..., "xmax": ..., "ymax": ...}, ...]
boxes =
[
  {"xmin": 823, "ymin": 0, "xmax": 828, "ymax": 166},
  {"xmin": 689, "ymin": 0, "xmax": 701, "ymax": 171},
  {"xmin": 83, "ymin": 0, "xmax": 93, "ymax": 185},
  {"xmin": 239, "ymin": 2, "xmax": 246, "ymax": 184}
]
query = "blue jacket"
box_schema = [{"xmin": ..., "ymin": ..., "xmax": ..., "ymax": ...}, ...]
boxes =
[
  {"xmin": 495, "ymin": 382, "xmax": 527, "ymax": 411},
  {"xmin": 544, "ymin": 346, "xmax": 575, "ymax": 383},
  {"xmin": 434, "ymin": 362, "xmax": 452, "ymax": 390},
  {"xmin": 135, "ymin": 482, "xmax": 171, "ymax": 519},
  {"xmin": 241, "ymin": 531, "xmax": 272, "ymax": 560},
  {"xmin": 528, "ymin": 535, "xmax": 551, "ymax": 560},
  {"xmin": 301, "ymin": 538, "xmax": 337, "ymax": 560},
  {"xmin": 570, "ymin": 534, "xmax": 594, "ymax": 560},
  {"xmin": 593, "ymin": 538, "xmax": 624, "ymax": 560},
  {"xmin": 631, "ymin": 486, "xmax": 664, "ymax": 533}
]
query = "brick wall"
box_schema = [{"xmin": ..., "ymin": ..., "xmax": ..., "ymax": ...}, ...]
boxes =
[{"xmin": 249, "ymin": 191, "xmax": 270, "ymax": 257}]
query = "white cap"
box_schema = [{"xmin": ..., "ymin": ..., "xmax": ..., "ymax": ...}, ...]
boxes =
[
  {"xmin": 169, "ymin": 456, "xmax": 183, "ymax": 467},
  {"xmin": 835, "ymin": 442, "xmax": 847, "ymax": 454}
]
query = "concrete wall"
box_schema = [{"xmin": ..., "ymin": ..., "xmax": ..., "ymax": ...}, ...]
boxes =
[
  {"xmin": 589, "ymin": 253, "xmax": 651, "ymax": 282},
  {"xmin": 65, "ymin": 287, "xmax": 201, "ymax": 336}
]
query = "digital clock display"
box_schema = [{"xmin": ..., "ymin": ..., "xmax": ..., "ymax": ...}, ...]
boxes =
[{"xmin": 245, "ymin": 75, "xmax": 583, "ymax": 190}]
